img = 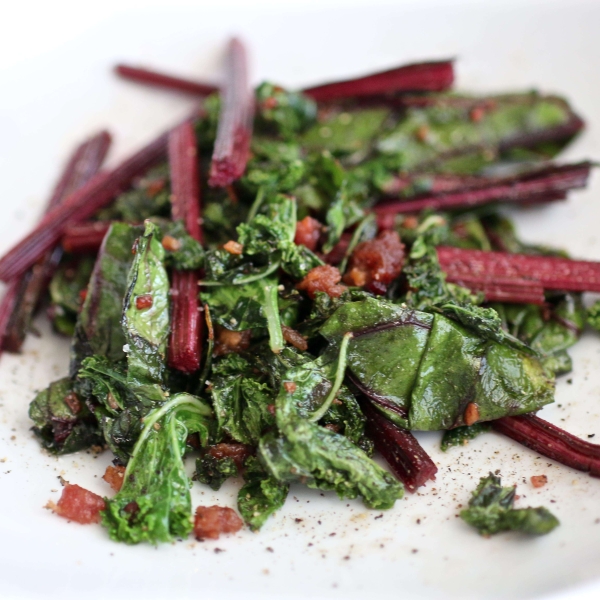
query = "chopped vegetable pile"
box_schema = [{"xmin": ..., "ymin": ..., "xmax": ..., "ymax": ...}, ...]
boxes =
[{"xmin": 3, "ymin": 37, "xmax": 600, "ymax": 544}]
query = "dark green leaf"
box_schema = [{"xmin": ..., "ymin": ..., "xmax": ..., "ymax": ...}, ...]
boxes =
[
  {"xmin": 29, "ymin": 377, "xmax": 102, "ymax": 455},
  {"xmin": 460, "ymin": 473, "xmax": 559, "ymax": 536},
  {"xmin": 441, "ymin": 423, "xmax": 491, "ymax": 451}
]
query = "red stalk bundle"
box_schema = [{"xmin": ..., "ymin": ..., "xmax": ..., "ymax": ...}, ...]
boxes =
[
  {"xmin": 208, "ymin": 38, "xmax": 254, "ymax": 187},
  {"xmin": 62, "ymin": 221, "xmax": 113, "ymax": 254},
  {"xmin": 1, "ymin": 131, "xmax": 111, "ymax": 353},
  {"xmin": 493, "ymin": 414, "xmax": 600, "ymax": 477},
  {"xmin": 360, "ymin": 399, "xmax": 438, "ymax": 492},
  {"xmin": 374, "ymin": 162, "xmax": 592, "ymax": 216},
  {"xmin": 0, "ymin": 130, "xmax": 170, "ymax": 282},
  {"xmin": 167, "ymin": 121, "xmax": 203, "ymax": 373},
  {"xmin": 437, "ymin": 246, "xmax": 600, "ymax": 304},
  {"xmin": 0, "ymin": 281, "xmax": 20, "ymax": 358},
  {"xmin": 303, "ymin": 60, "xmax": 454, "ymax": 102},
  {"xmin": 115, "ymin": 64, "xmax": 218, "ymax": 96}
]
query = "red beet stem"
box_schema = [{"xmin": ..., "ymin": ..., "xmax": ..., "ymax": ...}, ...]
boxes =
[
  {"xmin": 438, "ymin": 246, "xmax": 600, "ymax": 295},
  {"xmin": 0, "ymin": 280, "xmax": 20, "ymax": 358},
  {"xmin": 360, "ymin": 399, "xmax": 437, "ymax": 492},
  {"xmin": 2, "ymin": 131, "xmax": 112, "ymax": 353},
  {"xmin": 169, "ymin": 121, "xmax": 202, "ymax": 243},
  {"xmin": 208, "ymin": 38, "xmax": 254, "ymax": 188},
  {"xmin": 0, "ymin": 130, "xmax": 169, "ymax": 282},
  {"xmin": 115, "ymin": 64, "xmax": 218, "ymax": 97},
  {"xmin": 168, "ymin": 270, "xmax": 202, "ymax": 373},
  {"xmin": 62, "ymin": 221, "xmax": 113, "ymax": 254},
  {"xmin": 374, "ymin": 162, "xmax": 591, "ymax": 215},
  {"xmin": 167, "ymin": 121, "xmax": 203, "ymax": 373},
  {"xmin": 303, "ymin": 60, "xmax": 454, "ymax": 102},
  {"xmin": 493, "ymin": 414, "xmax": 600, "ymax": 477}
]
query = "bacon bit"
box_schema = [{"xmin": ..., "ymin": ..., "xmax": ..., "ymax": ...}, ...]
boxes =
[
  {"xmin": 284, "ymin": 381, "xmax": 297, "ymax": 394},
  {"xmin": 267, "ymin": 404, "xmax": 276, "ymax": 416},
  {"xmin": 416, "ymin": 125, "xmax": 430, "ymax": 143},
  {"xmin": 463, "ymin": 403, "xmax": 480, "ymax": 426},
  {"xmin": 123, "ymin": 501, "xmax": 140, "ymax": 517},
  {"xmin": 135, "ymin": 294, "xmax": 153, "ymax": 310},
  {"xmin": 106, "ymin": 392, "xmax": 119, "ymax": 411},
  {"xmin": 343, "ymin": 230, "xmax": 405, "ymax": 294},
  {"xmin": 402, "ymin": 216, "xmax": 420, "ymax": 230},
  {"xmin": 297, "ymin": 265, "xmax": 347, "ymax": 299},
  {"xmin": 294, "ymin": 216, "xmax": 322, "ymax": 252},
  {"xmin": 531, "ymin": 475, "xmax": 548, "ymax": 488},
  {"xmin": 281, "ymin": 325, "xmax": 308, "ymax": 351},
  {"xmin": 223, "ymin": 240, "xmax": 244, "ymax": 255},
  {"xmin": 193, "ymin": 506, "xmax": 243, "ymax": 540},
  {"xmin": 50, "ymin": 483, "xmax": 106, "ymax": 524},
  {"xmin": 79, "ymin": 289, "xmax": 87, "ymax": 304},
  {"xmin": 145, "ymin": 177, "xmax": 167, "ymax": 196},
  {"xmin": 470, "ymin": 106, "xmax": 486, "ymax": 123},
  {"xmin": 161, "ymin": 235, "xmax": 181, "ymax": 252},
  {"xmin": 209, "ymin": 443, "xmax": 253, "ymax": 470},
  {"xmin": 213, "ymin": 326, "xmax": 252, "ymax": 356},
  {"xmin": 324, "ymin": 423, "xmax": 341, "ymax": 433},
  {"xmin": 63, "ymin": 392, "xmax": 81, "ymax": 415},
  {"xmin": 103, "ymin": 464, "xmax": 126, "ymax": 492}
]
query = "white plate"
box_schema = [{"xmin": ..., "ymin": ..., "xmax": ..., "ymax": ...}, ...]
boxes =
[{"xmin": 2, "ymin": 1, "xmax": 600, "ymax": 599}]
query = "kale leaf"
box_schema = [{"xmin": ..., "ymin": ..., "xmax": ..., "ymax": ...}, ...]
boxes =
[
  {"xmin": 441, "ymin": 423, "xmax": 491, "ymax": 451},
  {"xmin": 460, "ymin": 473, "xmax": 559, "ymax": 536},
  {"xmin": 102, "ymin": 394, "xmax": 213, "ymax": 544},
  {"xmin": 238, "ymin": 456, "xmax": 289, "ymax": 531},
  {"xmin": 29, "ymin": 377, "xmax": 102, "ymax": 454}
]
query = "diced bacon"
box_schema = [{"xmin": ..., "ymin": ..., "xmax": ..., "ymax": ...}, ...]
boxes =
[
  {"xmin": 296, "ymin": 265, "xmax": 347, "ymax": 299},
  {"xmin": 531, "ymin": 475, "xmax": 548, "ymax": 488},
  {"xmin": 193, "ymin": 505, "xmax": 243, "ymax": 540},
  {"xmin": 294, "ymin": 216, "xmax": 322, "ymax": 252},
  {"xmin": 208, "ymin": 443, "xmax": 253, "ymax": 470},
  {"xmin": 281, "ymin": 324, "xmax": 308, "ymax": 351},
  {"xmin": 102, "ymin": 464, "xmax": 126, "ymax": 492},
  {"xmin": 213, "ymin": 327, "xmax": 252, "ymax": 356},
  {"xmin": 50, "ymin": 483, "xmax": 106, "ymax": 524},
  {"xmin": 343, "ymin": 230, "xmax": 405, "ymax": 294}
]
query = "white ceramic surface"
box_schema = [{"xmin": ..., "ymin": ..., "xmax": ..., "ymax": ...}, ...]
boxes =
[{"xmin": 2, "ymin": 2, "xmax": 600, "ymax": 599}]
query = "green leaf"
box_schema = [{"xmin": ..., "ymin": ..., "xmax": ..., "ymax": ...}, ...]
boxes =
[
  {"xmin": 209, "ymin": 354, "xmax": 276, "ymax": 445},
  {"xmin": 256, "ymin": 352, "xmax": 404, "ymax": 509},
  {"xmin": 460, "ymin": 473, "xmax": 559, "ymax": 536},
  {"xmin": 48, "ymin": 256, "xmax": 95, "ymax": 336},
  {"xmin": 102, "ymin": 394, "xmax": 212, "ymax": 544},
  {"xmin": 255, "ymin": 82, "xmax": 317, "ymax": 139},
  {"xmin": 238, "ymin": 456, "xmax": 289, "ymax": 531},
  {"xmin": 29, "ymin": 377, "xmax": 102, "ymax": 455},
  {"xmin": 195, "ymin": 453, "xmax": 238, "ymax": 491},
  {"xmin": 70, "ymin": 223, "xmax": 142, "ymax": 373},
  {"xmin": 158, "ymin": 220, "xmax": 204, "ymax": 270},
  {"xmin": 122, "ymin": 221, "xmax": 170, "ymax": 398},
  {"xmin": 377, "ymin": 93, "xmax": 577, "ymax": 171},
  {"xmin": 441, "ymin": 423, "xmax": 491, "ymax": 451},
  {"xmin": 320, "ymin": 298, "xmax": 554, "ymax": 431}
]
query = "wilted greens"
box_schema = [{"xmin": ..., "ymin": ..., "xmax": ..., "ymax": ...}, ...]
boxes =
[{"xmin": 27, "ymin": 58, "xmax": 597, "ymax": 548}]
